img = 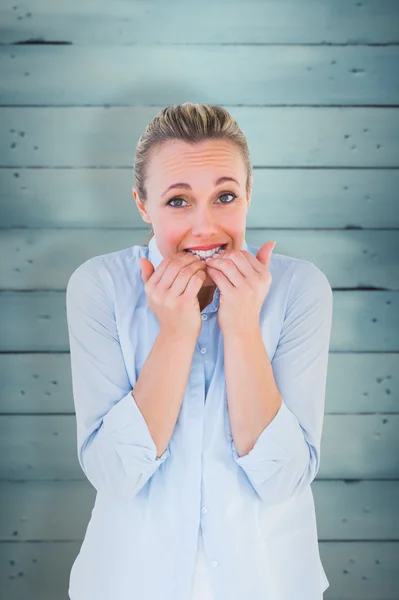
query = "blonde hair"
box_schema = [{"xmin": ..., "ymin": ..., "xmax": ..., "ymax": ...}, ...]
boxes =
[{"xmin": 133, "ymin": 102, "xmax": 253, "ymax": 246}]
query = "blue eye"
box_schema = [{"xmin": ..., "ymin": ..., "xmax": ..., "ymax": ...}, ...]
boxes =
[{"xmin": 167, "ymin": 192, "xmax": 237, "ymax": 208}]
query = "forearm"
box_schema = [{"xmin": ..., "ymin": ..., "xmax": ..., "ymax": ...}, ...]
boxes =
[
  {"xmin": 223, "ymin": 326, "xmax": 282, "ymax": 457},
  {"xmin": 132, "ymin": 327, "xmax": 198, "ymax": 458}
]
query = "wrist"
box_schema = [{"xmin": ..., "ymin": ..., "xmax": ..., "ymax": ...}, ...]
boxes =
[
  {"xmin": 159, "ymin": 324, "xmax": 200, "ymax": 341},
  {"xmin": 221, "ymin": 323, "xmax": 261, "ymax": 339}
]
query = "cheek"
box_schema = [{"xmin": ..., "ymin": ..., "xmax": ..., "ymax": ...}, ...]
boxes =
[{"xmin": 158, "ymin": 230, "xmax": 184, "ymax": 255}]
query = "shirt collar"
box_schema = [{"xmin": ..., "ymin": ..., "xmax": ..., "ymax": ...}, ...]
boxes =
[{"xmin": 147, "ymin": 234, "xmax": 251, "ymax": 312}]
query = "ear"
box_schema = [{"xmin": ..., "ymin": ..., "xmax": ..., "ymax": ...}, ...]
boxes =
[
  {"xmin": 247, "ymin": 178, "xmax": 253, "ymax": 208},
  {"xmin": 133, "ymin": 186, "xmax": 152, "ymax": 225}
]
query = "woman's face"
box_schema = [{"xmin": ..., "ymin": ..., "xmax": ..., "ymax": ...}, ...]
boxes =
[{"xmin": 133, "ymin": 139, "xmax": 251, "ymax": 290}]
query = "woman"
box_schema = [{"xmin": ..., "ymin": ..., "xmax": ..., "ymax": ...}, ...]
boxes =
[{"xmin": 66, "ymin": 103, "xmax": 332, "ymax": 599}]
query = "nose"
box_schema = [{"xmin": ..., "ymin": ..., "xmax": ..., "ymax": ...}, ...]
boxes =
[{"xmin": 190, "ymin": 206, "xmax": 220, "ymax": 235}]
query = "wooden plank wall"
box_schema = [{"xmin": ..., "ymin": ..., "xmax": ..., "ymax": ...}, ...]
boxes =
[{"xmin": 0, "ymin": 1, "xmax": 398, "ymax": 598}]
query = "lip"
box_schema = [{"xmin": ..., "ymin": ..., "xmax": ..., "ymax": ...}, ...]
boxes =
[{"xmin": 185, "ymin": 243, "xmax": 227, "ymax": 251}]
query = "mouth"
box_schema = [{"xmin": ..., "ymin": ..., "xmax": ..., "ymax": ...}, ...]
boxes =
[{"xmin": 184, "ymin": 243, "xmax": 228, "ymax": 253}]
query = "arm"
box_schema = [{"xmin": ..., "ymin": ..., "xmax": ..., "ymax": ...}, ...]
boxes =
[
  {"xmin": 223, "ymin": 262, "xmax": 333, "ymax": 506},
  {"xmin": 223, "ymin": 327, "xmax": 282, "ymax": 458},
  {"xmin": 66, "ymin": 259, "xmax": 197, "ymax": 501},
  {"xmin": 131, "ymin": 323, "xmax": 198, "ymax": 459}
]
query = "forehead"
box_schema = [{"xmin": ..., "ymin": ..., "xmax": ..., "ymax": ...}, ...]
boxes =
[{"xmin": 147, "ymin": 139, "xmax": 246, "ymax": 180}]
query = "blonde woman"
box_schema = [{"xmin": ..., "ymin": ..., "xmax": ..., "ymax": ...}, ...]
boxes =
[{"xmin": 66, "ymin": 103, "xmax": 332, "ymax": 599}]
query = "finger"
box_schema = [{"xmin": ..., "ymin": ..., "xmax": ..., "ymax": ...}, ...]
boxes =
[
  {"xmin": 216, "ymin": 249, "xmax": 261, "ymax": 275},
  {"xmin": 139, "ymin": 258, "xmax": 154, "ymax": 284},
  {"xmin": 205, "ymin": 257, "xmax": 244, "ymax": 287},
  {"xmin": 239, "ymin": 250, "xmax": 265, "ymax": 275},
  {"xmin": 206, "ymin": 265, "xmax": 235, "ymax": 293},
  {"xmin": 152, "ymin": 253, "xmax": 201, "ymax": 287},
  {"xmin": 170, "ymin": 261, "xmax": 207, "ymax": 296},
  {"xmin": 206, "ymin": 249, "xmax": 254, "ymax": 283},
  {"xmin": 144, "ymin": 256, "xmax": 170, "ymax": 286},
  {"xmin": 183, "ymin": 269, "xmax": 207, "ymax": 297}
]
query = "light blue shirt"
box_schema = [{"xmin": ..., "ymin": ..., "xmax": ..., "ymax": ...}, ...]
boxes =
[{"xmin": 66, "ymin": 234, "xmax": 333, "ymax": 600}]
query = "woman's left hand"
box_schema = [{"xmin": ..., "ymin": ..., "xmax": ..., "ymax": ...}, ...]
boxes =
[{"xmin": 205, "ymin": 241, "xmax": 276, "ymax": 334}]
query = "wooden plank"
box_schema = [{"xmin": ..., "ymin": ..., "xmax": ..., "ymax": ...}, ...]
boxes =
[
  {"xmin": 1, "ymin": 0, "xmax": 398, "ymax": 45},
  {"xmin": 0, "ymin": 414, "xmax": 398, "ymax": 480},
  {"xmin": 0, "ymin": 480, "xmax": 94, "ymax": 541},
  {"xmin": 0, "ymin": 289, "xmax": 398, "ymax": 352},
  {"xmin": 324, "ymin": 353, "xmax": 397, "ymax": 414},
  {"xmin": 0, "ymin": 540, "xmax": 397, "ymax": 600},
  {"xmin": 1, "ymin": 45, "xmax": 399, "ymax": 106},
  {"xmin": 2, "ymin": 167, "xmax": 399, "ymax": 228},
  {"xmin": 0, "ymin": 541, "xmax": 78, "ymax": 600},
  {"xmin": 1, "ymin": 107, "xmax": 397, "ymax": 167},
  {"xmin": 1, "ymin": 479, "xmax": 398, "ymax": 541},
  {"xmin": 0, "ymin": 353, "xmax": 74, "ymax": 414},
  {"xmin": 312, "ymin": 480, "xmax": 399, "ymax": 541},
  {"xmin": 319, "ymin": 542, "xmax": 399, "ymax": 600},
  {"xmin": 320, "ymin": 415, "xmax": 399, "ymax": 479},
  {"xmin": 0, "ymin": 352, "xmax": 397, "ymax": 415},
  {"xmin": 1, "ymin": 229, "xmax": 399, "ymax": 291}
]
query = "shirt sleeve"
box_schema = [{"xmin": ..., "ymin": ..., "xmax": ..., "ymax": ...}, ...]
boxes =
[
  {"xmin": 230, "ymin": 261, "xmax": 333, "ymax": 506},
  {"xmin": 66, "ymin": 258, "xmax": 170, "ymax": 501}
]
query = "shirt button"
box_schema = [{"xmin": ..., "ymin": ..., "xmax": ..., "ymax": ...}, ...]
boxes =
[
  {"xmin": 211, "ymin": 560, "xmax": 219, "ymax": 568},
  {"xmin": 201, "ymin": 314, "xmax": 208, "ymax": 320},
  {"xmin": 200, "ymin": 348, "xmax": 207, "ymax": 354},
  {"xmin": 201, "ymin": 507, "xmax": 208, "ymax": 514}
]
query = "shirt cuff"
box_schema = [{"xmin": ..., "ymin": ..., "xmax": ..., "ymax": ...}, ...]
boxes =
[
  {"xmin": 103, "ymin": 390, "xmax": 170, "ymax": 474},
  {"xmin": 231, "ymin": 399, "xmax": 306, "ymax": 467}
]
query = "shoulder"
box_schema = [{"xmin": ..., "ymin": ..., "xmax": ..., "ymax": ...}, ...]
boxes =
[
  {"xmin": 272, "ymin": 254, "xmax": 333, "ymax": 323},
  {"xmin": 247, "ymin": 243, "xmax": 332, "ymax": 307},
  {"xmin": 66, "ymin": 244, "xmax": 148, "ymax": 302},
  {"xmin": 284, "ymin": 256, "xmax": 332, "ymax": 306}
]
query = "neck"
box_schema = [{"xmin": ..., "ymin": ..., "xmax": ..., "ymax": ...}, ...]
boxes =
[{"xmin": 198, "ymin": 285, "xmax": 216, "ymax": 310}]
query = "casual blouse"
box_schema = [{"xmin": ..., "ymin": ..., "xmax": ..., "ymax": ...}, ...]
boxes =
[{"xmin": 66, "ymin": 234, "xmax": 332, "ymax": 600}]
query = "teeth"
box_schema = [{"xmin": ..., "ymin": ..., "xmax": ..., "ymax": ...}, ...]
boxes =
[{"xmin": 186, "ymin": 246, "xmax": 224, "ymax": 258}]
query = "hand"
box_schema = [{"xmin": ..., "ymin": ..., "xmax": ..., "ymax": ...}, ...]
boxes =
[
  {"xmin": 139, "ymin": 252, "xmax": 207, "ymax": 335},
  {"xmin": 204, "ymin": 241, "xmax": 276, "ymax": 333}
]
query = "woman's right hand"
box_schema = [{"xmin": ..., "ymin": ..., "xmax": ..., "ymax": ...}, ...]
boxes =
[{"xmin": 139, "ymin": 251, "xmax": 207, "ymax": 335}]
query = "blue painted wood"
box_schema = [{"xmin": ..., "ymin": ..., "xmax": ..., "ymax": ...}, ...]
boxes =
[
  {"xmin": 1, "ymin": 45, "xmax": 399, "ymax": 105},
  {"xmin": 1, "ymin": 167, "xmax": 399, "ymax": 228},
  {"xmin": 0, "ymin": 540, "xmax": 396, "ymax": 600},
  {"xmin": 0, "ymin": 352, "xmax": 397, "ymax": 414},
  {"xmin": 0, "ymin": 229, "xmax": 398, "ymax": 289},
  {"xmin": 0, "ymin": 0, "xmax": 398, "ymax": 597},
  {"xmin": 0, "ymin": 414, "xmax": 398, "ymax": 480},
  {"xmin": 0, "ymin": 289, "xmax": 398, "ymax": 352},
  {"xmin": 1, "ymin": 480, "xmax": 398, "ymax": 541},
  {"xmin": 1, "ymin": 0, "xmax": 398, "ymax": 45},
  {"xmin": 1, "ymin": 107, "xmax": 397, "ymax": 167}
]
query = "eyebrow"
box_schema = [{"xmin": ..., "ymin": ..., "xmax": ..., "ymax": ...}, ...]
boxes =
[{"xmin": 161, "ymin": 176, "xmax": 240, "ymax": 198}]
